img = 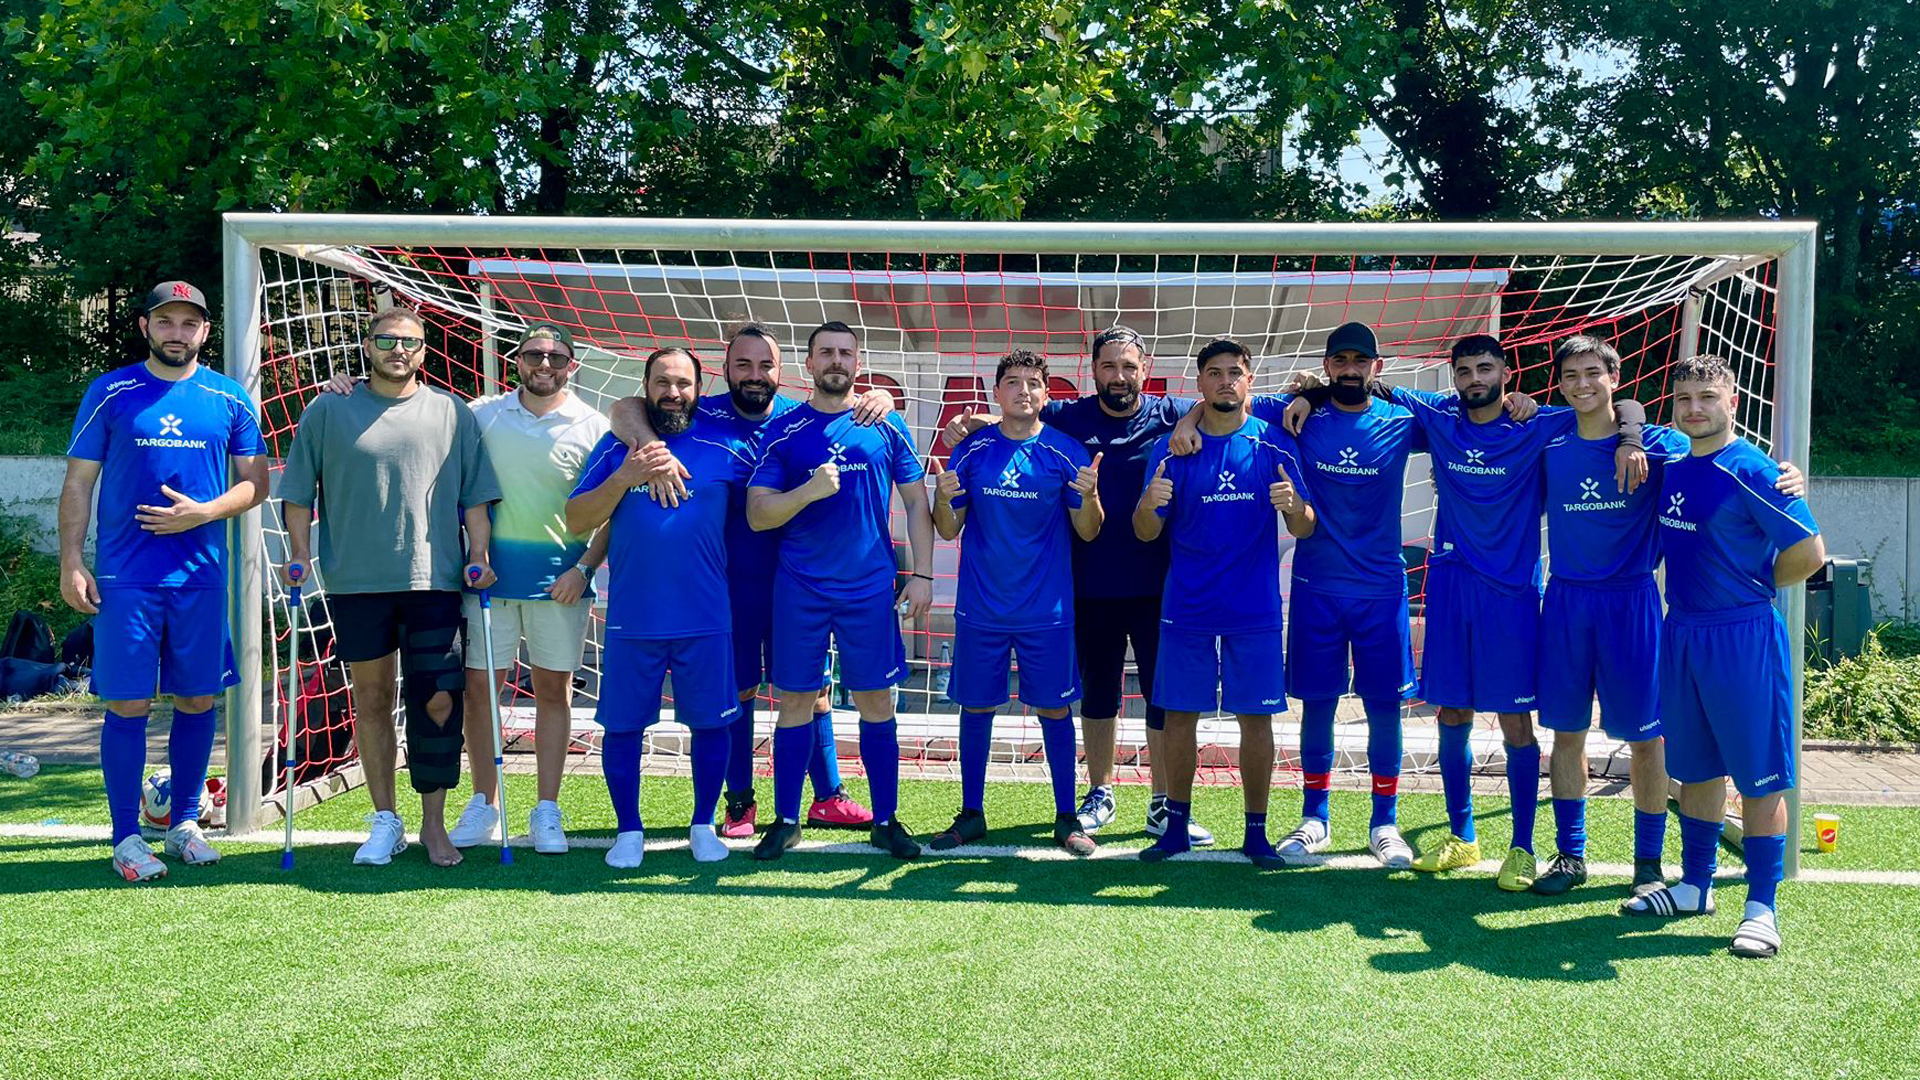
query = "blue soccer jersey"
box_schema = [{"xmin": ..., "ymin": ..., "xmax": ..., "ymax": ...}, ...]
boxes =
[
  {"xmin": 1658, "ymin": 438, "xmax": 1819, "ymax": 614},
  {"xmin": 1146, "ymin": 417, "xmax": 1311, "ymax": 635},
  {"xmin": 750, "ymin": 405, "xmax": 924, "ymax": 600},
  {"xmin": 696, "ymin": 391, "xmax": 800, "ymax": 591},
  {"xmin": 571, "ymin": 425, "xmax": 755, "ymax": 639},
  {"xmin": 947, "ymin": 423, "xmax": 1089, "ymax": 630},
  {"xmin": 67, "ymin": 363, "xmax": 266, "ymax": 589},
  {"xmin": 1393, "ymin": 387, "xmax": 1576, "ymax": 592},
  {"xmin": 1040, "ymin": 394, "xmax": 1196, "ymax": 601},
  {"xmin": 1543, "ymin": 423, "xmax": 1690, "ymax": 583},
  {"xmin": 1253, "ymin": 394, "xmax": 1424, "ymax": 599}
]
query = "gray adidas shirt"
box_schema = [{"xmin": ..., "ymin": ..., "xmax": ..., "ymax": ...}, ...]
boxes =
[{"xmin": 279, "ymin": 383, "xmax": 501, "ymax": 594}]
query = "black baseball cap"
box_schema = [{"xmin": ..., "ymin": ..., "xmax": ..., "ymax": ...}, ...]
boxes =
[
  {"xmin": 144, "ymin": 281, "xmax": 210, "ymax": 318},
  {"xmin": 1324, "ymin": 322, "xmax": 1379, "ymax": 359},
  {"xmin": 511, "ymin": 321, "xmax": 575, "ymax": 356}
]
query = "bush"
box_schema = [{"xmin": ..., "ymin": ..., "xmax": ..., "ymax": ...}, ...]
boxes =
[
  {"xmin": 0, "ymin": 514, "xmax": 82, "ymax": 644},
  {"xmin": 1804, "ymin": 625, "xmax": 1920, "ymax": 744}
]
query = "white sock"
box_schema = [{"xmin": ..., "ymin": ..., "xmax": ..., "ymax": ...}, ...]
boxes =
[{"xmin": 689, "ymin": 823, "xmax": 729, "ymax": 863}]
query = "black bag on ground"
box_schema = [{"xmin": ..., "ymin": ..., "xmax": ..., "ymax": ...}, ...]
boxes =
[
  {"xmin": 2, "ymin": 611, "xmax": 55, "ymax": 664},
  {"xmin": 60, "ymin": 620, "xmax": 92, "ymax": 671}
]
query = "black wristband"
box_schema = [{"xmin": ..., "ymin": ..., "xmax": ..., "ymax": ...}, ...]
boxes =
[{"xmin": 912, "ymin": 573, "xmax": 934, "ymax": 581}]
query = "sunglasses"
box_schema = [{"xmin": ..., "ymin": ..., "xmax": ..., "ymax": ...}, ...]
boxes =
[
  {"xmin": 370, "ymin": 334, "xmax": 425, "ymax": 352},
  {"xmin": 518, "ymin": 350, "xmax": 575, "ymax": 368}
]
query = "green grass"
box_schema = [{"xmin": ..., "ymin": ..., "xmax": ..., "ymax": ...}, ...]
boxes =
[{"xmin": 2, "ymin": 768, "xmax": 1917, "ymax": 1079}]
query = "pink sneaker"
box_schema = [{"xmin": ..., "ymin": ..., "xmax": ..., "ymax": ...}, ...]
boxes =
[
  {"xmin": 719, "ymin": 795, "xmax": 757, "ymax": 840},
  {"xmin": 807, "ymin": 789, "xmax": 874, "ymax": 828}
]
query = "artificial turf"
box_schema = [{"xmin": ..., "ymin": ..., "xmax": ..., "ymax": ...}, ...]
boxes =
[{"xmin": 2, "ymin": 767, "xmax": 1915, "ymax": 1079}]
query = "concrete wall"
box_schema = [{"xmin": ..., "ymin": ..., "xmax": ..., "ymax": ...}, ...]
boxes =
[{"xmin": 0, "ymin": 456, "xmax": 81, "ymax": 557}]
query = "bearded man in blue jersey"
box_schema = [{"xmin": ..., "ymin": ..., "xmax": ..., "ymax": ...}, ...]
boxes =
[
  {"xmin": 930, "ymin": 349, "xmax": 1104, "ymax": 856},
  {"xmin": 60, "ymin": 282, "xmax": 268, "ymax": 881}
]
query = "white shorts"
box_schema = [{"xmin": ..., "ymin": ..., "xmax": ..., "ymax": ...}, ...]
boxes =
[{"xmin": 461, "ymin": 595, "xmax": 593, "ymax": 673}]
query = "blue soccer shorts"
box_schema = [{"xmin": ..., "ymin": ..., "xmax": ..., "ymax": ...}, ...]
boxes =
[
  {"xmin": 1152, "ymin": 626, "xmax": 1287, "ymax": 716},
  {"xmin": 1661, "ymin": 602, "xmax": 1795, "ymax": 797},
  {"xmin": 1537, "ymin": 576, "xmax": 1661, "ymax": 742},
  {"xmin": 1418, "ymin": 561, "xmax": 1540, "ymax": 714},
  {"xmin": 729, "ymin": 579, "xmax": 775, "ymax": 695},
  {"xmin": 948, "ymin": 620, "xmax": 1080, "ymax": 711},
  {"xmin": 92, "ymin": 586, "xmax": 237, "ymax": 701},
  {"xmin": 597, "ymin": 633, "xmax": 741, "ymax": 732},
  {"xmin": 770, "ymin": 571, "xmax": 905, "ymax": 694},
  {"xmin": 1286, "ymin": 583, "xmax": 1417, "ymax": 703}
]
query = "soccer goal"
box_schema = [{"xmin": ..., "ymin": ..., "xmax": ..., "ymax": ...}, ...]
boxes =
[{"xmin": 219, "ymin": 215, "xmax": 1817, "ymax": 870}]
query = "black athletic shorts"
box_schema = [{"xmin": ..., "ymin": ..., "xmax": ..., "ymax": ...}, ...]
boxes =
[
  {"xmin": 328, "ymin": 590, "xmax": 465, "ymax": 665},
  {"xmin": 1072, "ymin": 595, "xmax": 1166, "ymax": 730}
]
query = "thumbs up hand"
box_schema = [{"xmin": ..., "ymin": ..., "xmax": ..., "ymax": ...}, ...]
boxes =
[
  {"xmin": 1269, "ymin": 459, "xmax": 1300, "ymax": 514},
  {"xmin": 1071, "ymin": 451, "xmax": 1102, "ymax": 497},
  {"xmin": 931, "ymin": 455, "xmax": 962, "ymax": 506},
  {"xmin": 1142, "ymin": 458, "xmax": 1174, "ymax": 511}
]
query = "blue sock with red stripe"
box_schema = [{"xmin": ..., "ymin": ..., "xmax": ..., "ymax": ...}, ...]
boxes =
[
  {"xmin": 1438, "ymin": 722, "xmax": 1475, "ymax": 842},
  {"xmin": 1301, "ymin": 699, "xmax": 1336, "ymax": 823},
  {"xmin": 1364, "ymin": 698, "xmax": 1402, "ymax": 828}
]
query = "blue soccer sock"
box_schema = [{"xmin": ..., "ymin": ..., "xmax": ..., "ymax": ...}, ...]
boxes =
[
  {"xmin": 1301, "ymin": 699, "xmax": 1336, "ymax": 824},
  {"xmin": 1437, "ymin": 722, "xmax": 1475, "ymax": 842},
  {"xmin": 167, "ymin": 705, "xmax": 217, "ymax": 825},
  {"xmin": 101, "ymin": 711, "xmax": 149, "ymax": 845},
  {"xmin": 1507, "ymin": 741, "xmax": 1541, "ymax": 853},
  {"xmin": 602, "ymin": 730, "xmax": 643, "ymax": 835},
  {"xmin": 1152, "ymin": 798, "xmax": 1193, "ymax": 855},
  {"xmin": 1634, "ymin": 808, "xmax": 1668, "ymax": 862},
  {"xmin": 1679, "ymin": 812, "xmax": 1724, "ymax": 895},
  {"xmin": 1241, "ymin": 810, "xmax": 1277, "ymax": 860},
  {"xmin": 772, "ymin": 723, "xmax": 812, "ymax": 823},
  {"xmin": 1038, "ymin": 715, "xmax": 1078, "ymax": 816},
  {"xmin": 1553, "ymin": 797, "xmax": 1587, "ymax": 859},
  {"xmin": 726, "ymin": 698, "xmax": 756, "ymax": 796},
  {"xmin": 808, "ymin": 706, "xmax": 844, "ymax": 799},
  {"xmin": 1364, "ymin": 698, "xmax": 1402, "ymax": 829},
  {"xmin": 859, "ymin": 718, "xmax": 901, "ymax": 826},
  {"xmin": 1745, "ymin": 833, "xmax": 1787, "ymax": 911},
  {"xmin": 959, "ymin": 710, "xmax": 994, "ymax": 812},
  {"xmin": 689, "ymin": 726, "xmax": 729, "ymax": 827}
]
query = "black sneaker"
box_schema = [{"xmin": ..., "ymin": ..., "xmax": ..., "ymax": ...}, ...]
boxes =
[
  {"xmin": 928, "ymin": 809, "xmax": 987, "ymax": 852},
  {"xmin": 753, "ymin": 819, "xmax": 801, "ymax": 861},
  {"xmin": 1053, "ymin": 813, "xmax": 1096, "ymax": 858},
  {"xmin": 871, "ymin": 818, "xmax": 922, "ymax": 860},
  {"xmin": 1530, "ymin": 852, "xmax": 1588, "ymax": 895},
  {"xmin": 1631, "ymin": 857, "xmax": 1666, "ymax": 895}
]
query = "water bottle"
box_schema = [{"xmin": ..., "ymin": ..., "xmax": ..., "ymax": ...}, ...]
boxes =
[
  {"xmin": 933, "ymin": 641, "xmax": 953, "ymax": 700},
  {"xmin": 1, "ymin": 751, "xmax": 40, "ymax": 779}
]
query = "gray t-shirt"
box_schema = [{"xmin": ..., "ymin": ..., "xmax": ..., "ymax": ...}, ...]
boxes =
[{"xmin": 279, "ymin": 383, "xmax": 501, "ymax": 594}]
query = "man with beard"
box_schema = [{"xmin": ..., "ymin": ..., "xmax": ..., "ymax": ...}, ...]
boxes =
[
  {"xmin": 746, "ymin": 321, "xmax": 935, "ymax": 860},
  {"xmin": 61, "ymin": 281, "xmax": 269, "ymax": 881},
  {"xmin": 280, "ymin": 308, "xmax": 500, "ymax": 867},
  {"xmin": 1133, "ymin": 338, "xmax": 1316, "ymax": 866},
  {"xmin": 1622, "ymin": 355, "xmax": 1822, "ymax": 961},
  {"xmin": 943, "ymin": 325, "xmax": 1217, "ymax": 848},
  {"xmin": 322, "ymin": 323, "xmax": 612, "ymax": 855},
  {"xmin": 566, "ymin": 348, "xmax": 751, "ymax": 867},
  {"xmin": 607, "ymin": 325, "xmax": 895, "ymax": 837}
]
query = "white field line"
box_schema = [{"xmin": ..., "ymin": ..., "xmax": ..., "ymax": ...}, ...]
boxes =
[{"xmin": 5, "ymin": 823, "xmax": 1917, "ymax": 887}]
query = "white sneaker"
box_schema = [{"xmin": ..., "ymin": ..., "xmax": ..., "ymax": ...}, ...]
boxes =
[
  {"xmin": 448, "ymin": 793, "xmax": 498, "ymax": 849},
  {"xmin": 1145, "ymin": 795, "xmax": 1216, "ymax": 846},
  {"xmin": 1276, "ymin": 818, "xmax": 1330, "ymax": 865},
  {"xmin": 606, "ymin": 830, "xmax": 645, "ymax": 869},
  {"xmin": 529, "ymin": 801, "xmax": 567, "ymax": 854},
  {"xmin": 353, "ymin": 810, "xmax": 408, "ymax": 865},
  {"xmin": 1075, "ymin": 786, "xmax": 1117, "ymax": 833},
  {"xmin": 689, "ymin": 823, "xmax": 729, "ymax": 863},
  {"xmin": 1369, "ymin": 824, "xmax": 1414, "ymax": 869},
  {"xmin": 163, "ymin": 821, "xmax": 221, "ymax": 866},
  {"xmin": 111, "ymin": 835, "xmax": 167, "ymax": 882}
]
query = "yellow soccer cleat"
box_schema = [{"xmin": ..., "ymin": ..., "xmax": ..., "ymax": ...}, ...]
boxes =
[
  {"xmin": 1496, "ymin": 846, "xmax": 1537, "ymax": 892},
  {"xmin": 1411, "ymin": 833, "xmax": 1481, "ymax": 873}
]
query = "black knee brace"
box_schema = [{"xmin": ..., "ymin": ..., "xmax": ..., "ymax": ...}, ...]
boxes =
[{"xmin": 401, "ymin": 617, "xmax": 467, "ymax": 795}]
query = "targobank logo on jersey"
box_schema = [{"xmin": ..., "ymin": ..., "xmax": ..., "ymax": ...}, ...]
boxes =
[
  {"xmin": 1316, "ymin": 444, "xmax": 1381, "ymax": 477},
  {"xmin": 826, "ymin": 441, "xmax": 869, "ymax": 473},
  {"xmin": 981, "ymin": 461, "xmax": 1039, "ymax": 500},
  {"xmin": 998, "ymin": 465, "xmax": 1021, "ymax": 489},
  {"xmin": 134, "ymin": 411, "xmax": 209, "ymax": 450},
  {"xmin": 1563, "ymin": 474, "xmax": 1627, "ymax": 513},
  {"xmin": 1447, "ymin": 447, "xmax": 1506, "ymax": 476},
  {"xmin": 1202, "ymin": 468, "xmax": 1254, "ymax": 504},
  {"xmin": 1659, "ymin": 491, "xmax": 1696, "ymax": 532}
]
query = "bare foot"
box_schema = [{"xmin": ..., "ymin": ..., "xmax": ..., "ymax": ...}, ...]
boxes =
[{"xmin": 420, "ymin": 821, "xmax": 463, "ymax": 867}]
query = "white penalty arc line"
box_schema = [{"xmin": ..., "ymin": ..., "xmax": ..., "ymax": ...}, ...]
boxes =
[{"xmin": 5, "ymin": 823, "xmax": 1918, "ymax": 887}]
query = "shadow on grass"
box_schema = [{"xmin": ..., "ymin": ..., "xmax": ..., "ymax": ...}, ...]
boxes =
[{"xmin": 0, "ymin": 820, "xmax": 1720, "ymax": 982}]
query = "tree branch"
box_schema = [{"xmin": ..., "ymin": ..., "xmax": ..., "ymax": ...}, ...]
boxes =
[{"xmin": 652, "ymin": 0, "xmax": 774, "ymax": 86}]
